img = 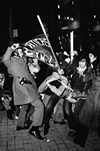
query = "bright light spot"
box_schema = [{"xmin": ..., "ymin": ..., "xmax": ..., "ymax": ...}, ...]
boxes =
[
  {"xmin": 70, "ymin": 17, "xmax": 74, "ymax": 21},
  {"xmin": 72, "ymin": 1, "xmax": 75, "ymax": 5},
  {"xmin": 57, "ymin": 5, "xmax": 60, "ymax": 9},
  {"xmin": 58, "ymin": 36, "xmax": 61, "ymax": 40},
  {"xmin": 61, "ymin": 46, "xmax": 63, "ymax": 49},
  {"xmin": 47, "ymin": 139, "xmax": 50, "ymax": 142},
  {"xmin": 59, "ymin": 41, "xmax": 62, "ymax": 44},
  {"xmin": 58, "ymin": 15, "xmax": 60, "ymax": 19},
  {"xmin": 15, "ymin": 116, "xmax": 18, "ymax": 119},
  {"xmin": 61, "ymin": 36, "xmax": 64, "ymax": 39}
]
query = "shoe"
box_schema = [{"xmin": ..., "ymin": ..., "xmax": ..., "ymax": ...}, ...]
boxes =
[
  {"xmin": 25, "ymin": 118, "xmax": 32, "ymax": 129},
  {"xmin": 16, "ymin": 126, "xmax": 29, "ymax": 131},
  {"xmin": 44, "ymin": 124, "xmax": 50, "ymax": 135},
  {"xmin": 73, "ymin": 139, "xmax": 85, "ymax": 148},
  {"xmin": 67, "ymin": 130, "xmax": 75, "ymax": 140},
  {"xmin": 29, "ymin": 126, "xmax": 44, "ymax": 140},
  {"xmin": 54, "ymin": 120, "xmax": 67, "ymax": 125},
  {"xmin": 73, "ymin": 139, "xmax": 79, "ymax": 145},
  {"xmin": 79, "ymin": 143, "xmax": 85, "ymax": 148},
  {"xmin": 16, "ymin": 126, "xmax": 23, "ymax": 131},
  {"xmin": 24, "ymin": 124, "xmax": 30, "ymax": 129}
]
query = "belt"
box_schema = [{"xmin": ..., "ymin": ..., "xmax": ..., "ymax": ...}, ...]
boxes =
[
  {"xmin": 19, "ymin": 78, "xmax": 32, "ymax": 85},
  {"xmin": 60, "ymin": 88, "xmax": 66, "ymax": 97}
]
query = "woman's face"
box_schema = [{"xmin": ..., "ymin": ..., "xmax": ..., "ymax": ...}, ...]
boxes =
[
  {"xmin": 89, "ymin": 53, "xmax": 96, "ymax": 63},
  {"xmin": 79, "ymin": 59, "xmax": 86, "ymax": 68}
]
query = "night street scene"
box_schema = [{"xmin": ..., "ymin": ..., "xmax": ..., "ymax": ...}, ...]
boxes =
[{"xmin": 0, "ymin": 0, "xmax": 100, "ymax": 151}]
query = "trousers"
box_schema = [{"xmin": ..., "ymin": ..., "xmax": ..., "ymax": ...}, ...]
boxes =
[
  {"xmin": 17, "ymin": 99, "xmax": 44, "ymax": 128},
  {"xmin": 63, "ymin": 99, "xmax": 76, "ymax": 130},
  {"xmin": 30, "ymin": 99, "xmax": 44, "ymax": 127},
  {"xmin": 17, "ymin": 104, "xmax": 29, "ymax": 127},
  {"xmin": 44, "ymin": 93, "xmax": 60, "ymax": 125}
]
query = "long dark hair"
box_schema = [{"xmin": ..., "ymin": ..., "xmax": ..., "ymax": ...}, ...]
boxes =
[{"xmin": 93, "ymin": 59, "xmax": 100, "ymax": 70}]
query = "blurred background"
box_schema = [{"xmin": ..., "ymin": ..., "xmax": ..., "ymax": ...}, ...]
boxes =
[{"xmin": 0, "ymin": 0, "xmax": 100, "ymax": 56}]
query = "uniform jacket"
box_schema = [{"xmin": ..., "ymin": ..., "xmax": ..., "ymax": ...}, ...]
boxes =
[{"xmin": 2, "ymin": 47, "xmax": 40, "ymax": 105}]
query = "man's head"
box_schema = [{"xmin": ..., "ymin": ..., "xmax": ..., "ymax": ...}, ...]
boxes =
[{"xmin": 28, "ymin": 58, "xmax": 40, "ymax": 76}]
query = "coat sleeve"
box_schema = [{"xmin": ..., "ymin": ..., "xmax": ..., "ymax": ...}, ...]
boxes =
[
  {"xmin": 83, "ymin": 70, "xmax": 93, "ymax": 83},
  {"xmin": 2, "ymin": 47, "xmax": 13, "ymax": 67},
  {"xmin": 38, "ymin": 75, "xmax": 52, "ymax": 93}
]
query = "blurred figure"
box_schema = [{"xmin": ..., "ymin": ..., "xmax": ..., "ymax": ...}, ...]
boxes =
[
  {"xmin": 0, "ymin": 62, "xmax": 14, "ymax": 119},
  {"xmin": 0, "ymin": 69, "xmax": 5, "ymax": 111},
  {"xmin": 0, "ymin": 71, "xmax": 5, "ymax": 89},
  {"xmin": 1, "ymin": 90, "xmax": 13, "ymax": 119}
]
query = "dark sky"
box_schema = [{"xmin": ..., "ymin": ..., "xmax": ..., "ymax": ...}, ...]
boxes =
[
  {"xmin": 0, "ymin": 0, "xmax": 100, "ymax": 55},
  {"xmin": 0, "ymin": 0, "xmax": 53, "ymax": 55}
]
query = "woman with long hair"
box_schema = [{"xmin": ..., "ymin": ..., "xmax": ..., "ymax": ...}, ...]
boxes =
[{"xmin": 73, "ymin": 52, "xmax": 100, "ymax": 147}]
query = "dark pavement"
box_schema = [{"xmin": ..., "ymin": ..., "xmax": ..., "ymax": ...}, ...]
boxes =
[{"xmin": 0, "ymin": 110, "xmax": 100, "ymax": 151}]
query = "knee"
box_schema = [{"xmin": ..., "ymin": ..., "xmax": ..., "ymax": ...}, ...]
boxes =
[
  {"xmin": 19, "ymin": 105, "xmax": 26, "ymax": 111},
  {"xmin": 64, "ymin": 105, "xmax": 73, "ymax": 117},
  {"xmin": 45, "ymin": 101, "xmax": 53, "ymax": 112},
  {"xmin": 33, "ymin": 99, "xmax": 44, "ymax": 111},
  {"xmin": 40, "ymin": 101, "xmax": 44, "ymax": 111}
]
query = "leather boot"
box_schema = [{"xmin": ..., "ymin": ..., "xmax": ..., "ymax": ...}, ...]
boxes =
[
  {"xmin": 24, "ymin": 118, "xmax": 32, "ymax": 129},
  {"xmin": 16, "ymin": 126, "xmax": 29, "ymax": 131},
  {"xmin": 67, "ymin": 130, "xmax": 75, "ymax": 140},
  {"xmin": 7, "ymin": 110, "xmax": 13, "ymax": 120},
  {"xmin": 44, "ymin": 124, "xmax": 50, "ymax": 135},
  {"xmin": 29, "ymin": 126, "xmax": 44, "ymax": 140}
]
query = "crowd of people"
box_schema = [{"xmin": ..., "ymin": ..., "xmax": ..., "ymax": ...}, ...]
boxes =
[{"xmin": 0, "ymin": 44, "xmax": 100, "ymax": 148}]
